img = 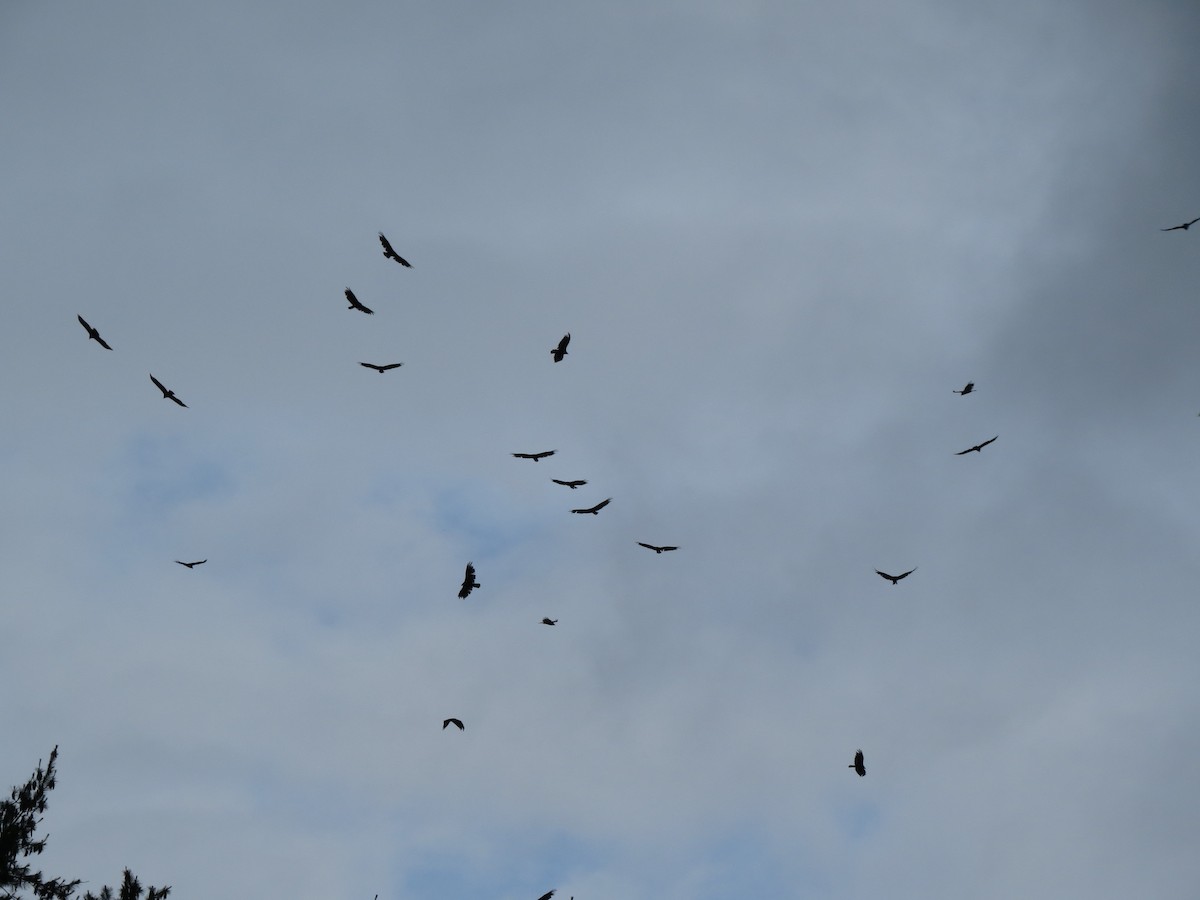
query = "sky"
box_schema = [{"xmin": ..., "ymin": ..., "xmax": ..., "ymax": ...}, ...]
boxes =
[{"xmin": 3, "ymin": 1, "xmax": 1200, "ymax": 898}]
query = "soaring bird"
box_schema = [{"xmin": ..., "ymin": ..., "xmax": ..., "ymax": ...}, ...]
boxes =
[
  {"xmin": 77, "ymin": 315, "xmax": 112, "ymax": 350},
  {"xmin": 850, "ymin": 749, "xmax": 865, "ymax": 777},
  {"xmin": 344, "ymin": 288, "xmax": 374, "ymax": 314},
  {"xmin": 536, "ymin": 892, "xmax": 556, "ymax": 900},
  {"xmin": 513, "ymin": 450, "xmax": 555, "ymax": 461},
  {"xmin": 175, "ymin": 559, "xmax": 207, "ymax": 568},
  {"xmin": 876, "ymin": 567, "xmax": 917, "ymax": 584},
  {"xmin": 551, "ymin": 333, "xmax": 570, "ymax": 362},
  {"xmin": 1161, "ymin": 216, "xmax": 1200, "ymax": 232},
  {"xmin": 541, "ymin": 618, "xmax": 557, "ymax": 626},
  {"xmin": 953, "ymin": 381, "xmax": 974, "ymax": 395},
  {"xmin": 360, "ymin": 362, "xmax": 403, "ymax": 373},
  {"xmin": 378, "ymin": 232, "xmax": 412, "ymax": 267},
  {"xmin": 552, "ymin": 478, "xmax": 587, "ymax": 489},
  {"xmin": 442, "ymin": 718, "xmax": 464, "ymax": 731},
  {"xmin": 150, "ymin": 374, "xmax": 187, "ymax": 407},
  {"xmin": 571, "ymin": 498, "xmax": 611, "ymax": 515},
  {"xmin": 955, "ymin": 435, "xmax": 998, "ymax": 455},
  {"xmin": 458, "ymin": 562, "xmax": 480, "ymax": 598},
  {"xmin": 637, "ymin": 542, "xmax": 678, "ymax": 553}
]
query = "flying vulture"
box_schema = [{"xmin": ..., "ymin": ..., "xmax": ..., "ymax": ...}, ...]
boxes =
[
  {"xmin": 513, "ymin": 450, "xmax": 556, "ymax": 461},
  {"xmin": 551, "ymin": 333, "xmax": 570, "ymax": 362},
  {"xmin": 955, "ymin": 435, "xmax": 998, "ymax": 455},
  {"xmin": 571, "ymin": 498, "xmax": 611, "ymax": 515},
  {"xmin": 442, "ymin": 718, "xmax": 464, "ymax": 731},
  {"xmin": 77, "ymin": 315, "xmax": 112, "ymax": 350},
  {"xmin": 850, "ymin": 749, "xmax": 866, "ymax": 777},
  {"xmin": 875, "ymin": 567, "xmax": 917, "ymax": 584},
  {"xmin": 344, "ymin": 288, "xmax": 374, "ymax": 315},
  {"xmin": 175, "ymin": 559, "xmax": 207, "ymax": 569},
  {"xmin": 458, "ymin": 562, "xmax": 480, "ymax": 598},
  {"xmin": 378, "ymin": 232, "xmax": 412, "ymax": 266},
  {"xmin": 536, "ymin": 892, "xmax": 556, "ymax": 900},
  {"xmin": 1161, "ymin": 217, "xmax": 1200, "ymax": 232},
  {"xmin": 637, "ymin": 542, "xmax": 678, "ymax": 553},
  {"xmin": 541, "ymin": 618, "xmax": 557, "ymax": 626},
  {"xmin": 953, "ymin": 382, "xmax": 974, "ymax": 395},
  {"xmin": 552, "ymin": 478, "xmax": 587, "ymax": 488},
  {"xmin": 150, "ymin": 374, "xmax": 187, "ymax": 407},
  {"xmin": 360, "ymin": 362, "xmax": 403, "ymax": 373}
]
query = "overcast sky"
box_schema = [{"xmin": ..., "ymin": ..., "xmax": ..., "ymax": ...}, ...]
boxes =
[{"xmin": 3, "ymin": 2, "xmax": 1200, "ymax": 898}]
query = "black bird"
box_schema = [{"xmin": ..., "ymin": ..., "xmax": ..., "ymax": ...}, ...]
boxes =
[
  {"xmin": 953, "ymin": 382, "xmax": 974, "ymax": 395},
  {"xmin": 150, "ymin": 374, "xmax": 187, "ymax": 407},
  {"xmin": 850, "ymin": 749, "xmax": 865, "ymax": 777},
  {"xmin": 175, "ymin": 559, "xmax": 207, "ymax": 568},
  {"xmin": 875, "ymin": 567, "xmax": 917, "ymax": 584},
  {"xmin": 360, "ymin": 362, "xmax": 403, "ymax": 373},
  {"xmin": 378, "ymin": 232, "xmax": 412, "ymax": 267},
  {"xmin": 637, "ymin": 542, "xmax": 678, "ymax": 553},
  {"xmin": 541, "ymin": 618, "xmax": 557, "ymax": 626},
  {"xmin": 513, "ymin": 450, "xmax": 556, "ymax": 461},
  {"xmin": 443, "ymin": 718, "xmax": 464, "ymax": 731},
  {"xmin": 552, "ymin": 478, "xmax": 587, "ymax": 489},
  {"xmin": 955, "ymin": 435, "xmax": 998, "ymax": 455},
  {"xmin": 551, "ymin": 333, "xmax": 570, "ymax": 362},
  {"xmin": 1161, "ymin": 217, "xmax": 1200, "ymax": 232},
  {"xmin": 536, "ymin": 892, "xmax": 556, "ymax": 900},
  {"xmin": 77, "ymin": 315, "xmax": 112, "ymax": 350},
  {"xmin": 458, "ymin": 562, "xmax": 480, "ymax": 598},
  {"xmin": 571, "ymin": 497, "xmax": 611, "ymax": 515},
  {"xmin": 345, "ymin": 288, "xmax": 374, "ymax": 315}
]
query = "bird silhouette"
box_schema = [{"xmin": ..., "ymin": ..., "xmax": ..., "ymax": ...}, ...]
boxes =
[
  {"xmin": 442, "ymin": 718, "xmax": 464, "ymax": 731},
  {"xmin": 953, "ymin": 381, "xmax": 974, "ymax": 395},
  {"xmin": 955, "ymin": 435, "xmax": 998, "ymax": 455},
  {"xmin": 875, "ymin": 567, "xmax": 917, "ymax": 584},
  {"xmin": 571, "ymin": 498, "xmax": 611, "ymax": 515},
  {"xmin": 1161, "ymin": 217, "xmax": 1200, "ymax": 232},
  {"xmin": 175, "ymin": 559, "xmax": 207, "ymax": 568},
  {"xmin": 77, "ymin": 315, "xmax": 112, "ymax": 350},
  {"xmin": 637, "ymin": 542, "xmax": 678, "ymax": 553},
  {"xmin": 552, "ymin": 478, "xmax": 587, "ymax": 488},
  {"xmin": 150, "ymin": 374, "xmax": 187, "ymax": 407},
  {"xmin": 378, "ymin": 232, "xmax": 412, "ymax": 266},
  {"xmin": 360, "ymin": 362, "xmax": 403, "ymax": 373},
  {"xmin": 536, "ymin": 892, "xmax": 556, "ymax": 900},
  {"xmin": 850, "ymin": 749, "xmax": 865, "ymax": 776},
  {"xmin": 344, "ymin": 288, "xmax": 374, "ymax": 314},
  {"xmin": 551, "ymin": 333, "xmax": 570, "ymax": 362},
  {"xmin": 541, "ymin": 618, "xmax": 557, "ymax": 626},
  {"xmin": 513, "ymin": 450, "xmax": 555, "ymax": 461},
  {"xmin": 458, "ymin": 562, "xmax": 480, "ymax": 598}
]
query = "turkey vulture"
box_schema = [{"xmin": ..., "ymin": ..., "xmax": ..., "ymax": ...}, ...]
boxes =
[
  {"xmin": 442, "ymin": 718, "xmax": 464, "ymax": 731},
  {"xmin": 541, "ymin": 618, "xmax": 557, "ymax": 626},
  {"xmin": 571, "ymin": 498, "xmax": 611, "ymax": 515},
  {"xmin": 536, "ymin": 892, "xmax": 556, "ymax": 900},
  {"xmin": 175, "ymin": 559, "xmax": 207, "ymax": 569},
  {"xmin": 953, "ymin": 382, "xmax": 974, "ymax": 395},
  {"xmin": 850, "ymin": 749, "xmax": 865, "ymax": 777},
  {"xmin": 360, "ymin": 362, "xmax": 403, "ymax": 373},
  {"xmin": 513, "ymin": 450, "xmax": 556, "ymax": 461},
  {"xmin": 637, "ymin": 542, "xmax": 678, "ymax": 553},
  {"xmin": 1161, "ymin": 217, "xmax": 1200, "ymax": 232},
  {"xmin": 955, "ymin": 435, "xmax": 998, "ymax": 455},
  {"xmin": 551, "ymin": 333, "xmax": 570, "ymax": 362},
  {"xmin": 150, "ymin": 374, "xmax": 187, "ymax": 407},
  {"xmin": 552, "ymin": 478, "xmax": 586, "ymax": 488},
  {"xmin": 875, "ymin": 567, "xmax": 917, "ymax": 584},
  {"xmin": 77, "ymin": 315, "xmax": 112, "ymax": 350},
  {"xmin": 378, "ymin": 232, "xmax": 412, "ymax": 267},
  {"xmin": 344, "ymin": 288, "xmax": 374, "ymax": 315},
  {"xmin": 458, "ymin": 562, "xmax": 480, "ymax": 598}
]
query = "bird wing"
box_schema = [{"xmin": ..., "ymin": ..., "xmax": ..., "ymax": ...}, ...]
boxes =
[
  {"xmin": 150, "ymin": 374, "xmax": 167, "ymax": 394},
  {"xmin": 954, "ymin": 446, "xmax": 974, "ymax": 455},
  {"xmin": 380, "ymin": 363, "xmax": 402, "ymax": 370},
  {"xmin": 175, "ymin": 560, "xmax": 189, "ymax": 567},
  {"xmin": 513, "ymin": 453, "xmax": 532, "ymax": 459},
  {"xmin": 898, "ymin": 567, "xmax": 917, "ymax": 579},
  {"xmin": 593, "ymin": 498, "xmax": 612, "ymax": 511},
  {"xmin": 558, "ymin": 334, "xmax": 571, "ymax": 351},
  {"xmin": 170, "ymin": 394, "xmax": 188, "ymax": 408},
  {"xmin": 534, "ymin": 450, "xmax": 556, "ymax": 459},
  {"xmin": 78, "ymin": 315, "xmax": 92, "ymax": 332},
  {"xmin": 378, "ymin": 232, "xmax": 394, "ymax": 254},
  {"xmin": 980, "ymin": 435, "xmax": 998, "ymax": 449},
  {"xmin": 395, "ymin": 254, "xmax": 412, "ymax": 268},
  {"xmin": 536, "ymin": 892, "xmax": 555, "ymax": 900},
  {"xmin": 360, "ymin": 363, "xmax": 382, "ymax": 371},
  {"xmin": 661, "ymin": 546, "xmax": 678, "ymax": 551},
  {"xmin": 637, "ymin": 542, "xmax": 656, "ymax": 550},
  {"xmin": 875, "ymin": 570, "xmax": 893, "ymax": 580},
  {"xmin": 95, "ymin": 334, "xmax": 112, "ymax": 350}
]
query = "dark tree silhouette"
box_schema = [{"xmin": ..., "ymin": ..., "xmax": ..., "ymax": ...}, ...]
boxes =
[{"xmin": 1, "ymin": 747, "xmax": 170, "ymax": 900}]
